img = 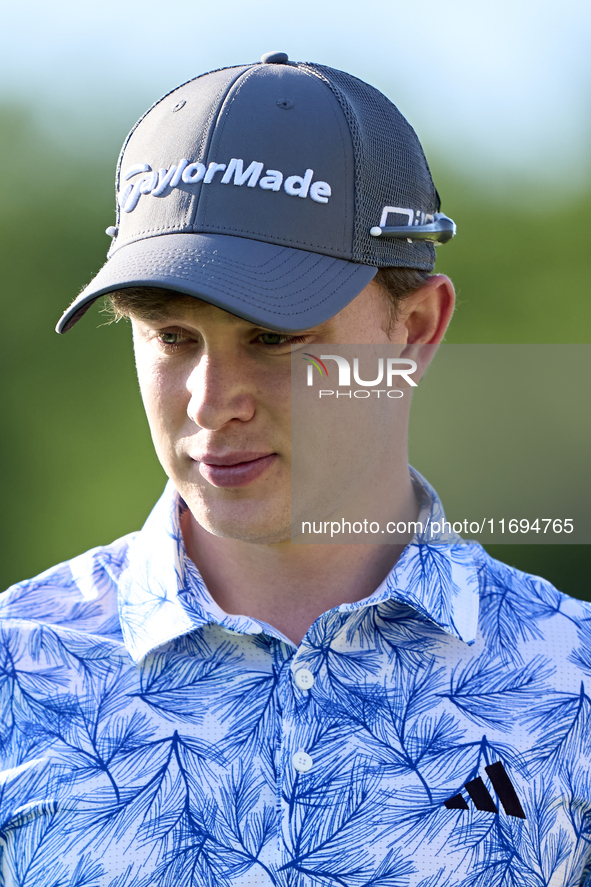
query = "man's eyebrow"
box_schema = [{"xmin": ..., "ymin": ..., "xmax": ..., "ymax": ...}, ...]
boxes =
[
  {"xmin": 131, "ymin": 307, "xmax": 245, "ymax": 326},
  {"xmin": 133, "ymin": 309, "xmax": 327, "ymax": 336},
  {"xmin": 261, "ymin": 324, "xmax": 324, "ymax": 335}
]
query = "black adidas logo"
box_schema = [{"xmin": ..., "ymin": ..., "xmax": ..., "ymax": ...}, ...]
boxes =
[{"xmin": 444, "ymin": 761, "xmax": 526, "ymax": 819}]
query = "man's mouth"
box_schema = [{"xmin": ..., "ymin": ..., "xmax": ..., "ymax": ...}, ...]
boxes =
[{"xmin": 197, "ymin": 453, "xmax": 278, "ymax": 488}]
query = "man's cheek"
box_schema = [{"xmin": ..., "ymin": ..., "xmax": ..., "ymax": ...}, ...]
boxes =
[
  {"xmin": 141, "ymin": 394, "xmax": 184, "ymax": 473},
  {"xmin": 143, "ymin": 373, "xmax": 188, "ymax": 432}
]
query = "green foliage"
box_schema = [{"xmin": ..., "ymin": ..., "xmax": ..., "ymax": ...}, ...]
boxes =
[
  {"xmin": 0, "ymin": 107, "xmax": 166, "ymax": 587},
  {"xmin": 0, "ymin": 106, "xmax": 589, "ymax": 594},
  {"xmin": 431, "ymin": 164, "xmax": 591, "ymax": 344}
]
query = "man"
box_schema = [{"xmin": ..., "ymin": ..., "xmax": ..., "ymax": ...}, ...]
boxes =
[{"xmin": 1, "ymin": 52, "xmax": 590, "ymax": 887}]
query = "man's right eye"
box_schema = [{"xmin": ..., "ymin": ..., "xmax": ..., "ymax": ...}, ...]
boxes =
[
  {"xmin": 152, "ymin": 328, "xmax": 196, "ymax": 348},
  {"xmin": 159, "ymin": 332, "xmax": 183, "ymax": 345}
]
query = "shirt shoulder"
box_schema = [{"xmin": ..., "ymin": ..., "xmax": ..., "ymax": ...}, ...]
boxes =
[
  {"xmin": 0, "ymin": 533, "xmax": 137, "ymax": 641},
  {"xmin": 475, "ymin": 546, "xmax": 591, "ymax": 664}
]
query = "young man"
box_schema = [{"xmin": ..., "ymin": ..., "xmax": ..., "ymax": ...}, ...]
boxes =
[{"xmin": 1, "ymin": 53, "xmax": 590, "ymax": 886}]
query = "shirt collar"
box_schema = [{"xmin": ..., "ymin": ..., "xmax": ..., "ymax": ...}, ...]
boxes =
[
  {"xmin": 118, "ymin": 483, "xmax": 264, "ymax": 662},
  {"xmin": 119, "ymin": 471, "xmax": 480, "ymax": 663},
  {"xmin": 333, "ymin": 467, "xmax": 481, "ymax": 646}
]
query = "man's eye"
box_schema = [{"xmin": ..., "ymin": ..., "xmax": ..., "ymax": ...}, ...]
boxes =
[
  {"xmin": 258, "ymin": 332, "xmax": 308, "ymax": 347},
  {"xmin": 259, "ymin": 333, "xmax": 289, "ymax": 345},
  {"xmin": 158, "ymin": 331, "xmax": 185, "ymax": 346}
]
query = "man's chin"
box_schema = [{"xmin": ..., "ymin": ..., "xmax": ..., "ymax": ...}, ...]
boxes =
[
  {"xmin": 202, "ymin": 520, "xmax": 292, "ymax": 545},
  {"xmin": 173, "ymin": 474, "xmax": 353, "ymax": 547},
  {"xmin": 180, "ymin": 488, "xmax": 292, "ymax": 545}
]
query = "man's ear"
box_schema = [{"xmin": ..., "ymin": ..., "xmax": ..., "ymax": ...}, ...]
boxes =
[{"xmin": 396, "ymin": 274, "xmax": 455, "ymax": 344}]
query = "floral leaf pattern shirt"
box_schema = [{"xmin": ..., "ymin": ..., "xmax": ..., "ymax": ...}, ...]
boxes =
[{"xmin": 1, "ymin": 470, "xmax": 591, "ymax": 887}]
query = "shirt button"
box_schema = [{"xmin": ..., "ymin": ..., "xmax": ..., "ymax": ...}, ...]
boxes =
[
  {"xmin": 221, "ymin": 627, "xmax": 242, "ymax": 635},
  {"xmin": 293, "ymin": 668, "xmax": 315, "ymax": 690},
  {"xmin": 292, "ymin": 750, "xmax": 313, "ymax": 773}
]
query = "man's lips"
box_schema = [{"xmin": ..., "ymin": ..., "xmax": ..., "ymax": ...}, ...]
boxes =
[{"xmin": 196, "ymin": 453, "xmax": 278, "ymax": 488}]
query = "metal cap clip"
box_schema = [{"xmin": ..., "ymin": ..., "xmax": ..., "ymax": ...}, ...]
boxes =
[{"xmin": 370, "ymin": 212, "xmax": 456, "ymax": 244}]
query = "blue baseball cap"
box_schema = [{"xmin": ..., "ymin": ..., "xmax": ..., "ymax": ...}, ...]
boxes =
[{"xmin": 57, "ymin": 51, "xmax": 455, "ymax": 334}]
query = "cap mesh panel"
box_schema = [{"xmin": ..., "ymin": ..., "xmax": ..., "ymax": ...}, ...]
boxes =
[{"xmin": 302, "ymin": 63, "xmax": 437, "ymax": 270}]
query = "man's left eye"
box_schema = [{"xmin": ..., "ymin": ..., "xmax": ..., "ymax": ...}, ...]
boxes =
[
  {"xmin": 258, "ymin": 333, "xmax": 290, "ymax": 346},
  {"xmin": 258, "ymin": 332, "xmax": 309, "ymax": 347}
]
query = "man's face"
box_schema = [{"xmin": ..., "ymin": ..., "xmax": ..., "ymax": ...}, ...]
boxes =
[{"xmin": 131, "ymin": 280, "xmax": 405, "ymax": 545}]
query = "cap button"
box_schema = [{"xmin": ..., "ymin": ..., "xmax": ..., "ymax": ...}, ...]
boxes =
[{"xmin": 260, "ymin": 51, "xmax": 289, "ymax": 65}]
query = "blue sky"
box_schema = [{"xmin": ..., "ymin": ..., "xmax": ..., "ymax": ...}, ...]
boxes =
[{"xmin": 2, "ymin": 0, "xmax": 589, "ymax": 184}]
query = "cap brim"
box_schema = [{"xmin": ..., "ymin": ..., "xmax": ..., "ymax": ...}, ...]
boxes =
[{"xmin": 56, "ymin": 233, "xmax": 378, "ymax": 333}]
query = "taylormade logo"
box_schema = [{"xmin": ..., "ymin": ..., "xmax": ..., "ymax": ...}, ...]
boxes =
[{"xmin": 119, "ymin": 158, "xmax": 332, "ymax": 213}]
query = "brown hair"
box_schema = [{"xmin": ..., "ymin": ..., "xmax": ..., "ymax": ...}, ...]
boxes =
[
  {"xmin": 374, "ymin": 267, "xmax": 430, "ymax": 330},
  {"xmin": 105, "ymin": 266, "xmax": 430, "ymax": 327}
]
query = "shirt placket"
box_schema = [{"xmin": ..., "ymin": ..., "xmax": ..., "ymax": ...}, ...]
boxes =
[{"xmin": 274, "ymin": 611, "xmax": 350, "ymax": 882}]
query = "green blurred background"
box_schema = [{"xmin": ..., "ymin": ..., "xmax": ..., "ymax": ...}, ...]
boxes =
[{"xmin": 1, "ymin": 0, "xmax": 589, "ymax": 597}]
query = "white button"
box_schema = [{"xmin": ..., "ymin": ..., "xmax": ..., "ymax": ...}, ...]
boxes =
[
  {"xmin": 293, "ymin": 668, "xmax": 315, "ymax": 690},
  {"xmin": 221, "ymin": 627, "xmax": 242, "ymax": 635},
  {"xmin": 292, "ymin": 750, "xmax": 313, "ymax": 773}
]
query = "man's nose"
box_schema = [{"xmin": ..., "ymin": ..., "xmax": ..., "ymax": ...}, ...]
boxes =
[{"xmin": 186, "ymin": 354, "xmax": 257, "ymax": 430}]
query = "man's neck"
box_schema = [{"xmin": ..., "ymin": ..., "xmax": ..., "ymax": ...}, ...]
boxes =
[{"xmin": 181, "ymin": 472, "xmax": 419, "ymax": 646}]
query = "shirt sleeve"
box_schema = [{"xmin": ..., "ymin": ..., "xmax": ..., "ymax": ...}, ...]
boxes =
[{"xmin": 579, "ymin": 854, "xmax": 591, "ymax": 887}]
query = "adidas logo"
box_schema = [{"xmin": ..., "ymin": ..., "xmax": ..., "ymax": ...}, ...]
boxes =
[{"xmin": 444, "ymin": 761, "xmax": 526, "ymax": 819}]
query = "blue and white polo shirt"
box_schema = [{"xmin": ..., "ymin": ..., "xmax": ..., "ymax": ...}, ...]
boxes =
[{"xmin": 1, "ymin": 472, "xmax": 590, "ymax": 886}]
